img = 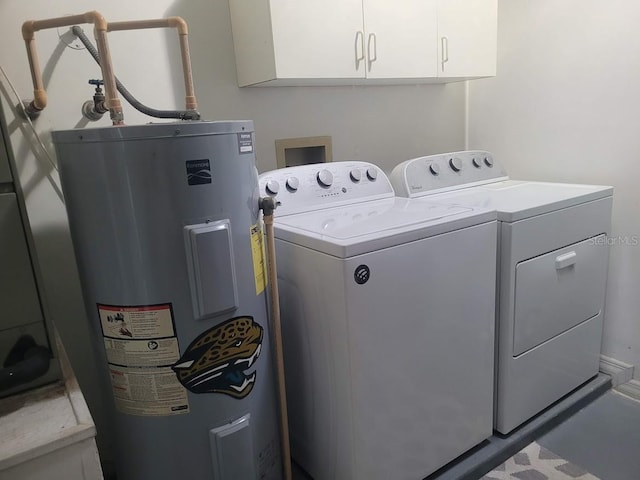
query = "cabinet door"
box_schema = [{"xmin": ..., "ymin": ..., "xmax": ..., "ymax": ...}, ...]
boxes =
[
  {"xmin": 437, "ymin": 0, "xmax": 497, "ymax": 78},
  {"xmin": 363, "ymin": 0, "xmax": 438, "ymax": 79},
  {"xmin": 270, "ymin": 0, "xmax": 365, "ymax": 79}
]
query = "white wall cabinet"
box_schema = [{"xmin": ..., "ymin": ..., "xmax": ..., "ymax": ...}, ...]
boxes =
[
  {"xmin": 363, "ymin": 0, "xmax": 438, "ymax": 79},
  {"xmin": 228, "ymin": 0, "xmax": 496, "ymax": 86},
  {"xmin": 437, "ymin": 0, "xmax": 498, "ymax": 79}
]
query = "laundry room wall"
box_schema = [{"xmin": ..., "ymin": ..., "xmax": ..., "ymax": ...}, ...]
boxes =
[
  {"xmin": 468, "ymin": 0, "xmax": 640, "ymax": 379},
  {"xmin": 0, "ymin": 0, "xmax": 466, "ymax": 473}
]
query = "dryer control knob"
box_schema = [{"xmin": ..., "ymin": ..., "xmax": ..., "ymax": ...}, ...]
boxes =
[
  {"xmin": 350, "ymin": 169, "xmax": 362, "ymax": 182},
  {"xmin": 429, "ymin": 163, "xmax": 440, "ymax": 176},
  {"xmin": 265, "ymin": 179, "xmax": 280, "ymax": 195},
  {"xmin": 286, "ymin": 177, "xmax": 299, "ymax": 191},
  {"xmin": 317, "ymin": 169, "xmax": 333, "ymax": 187},
  {"xmin": 449, "ymin": 157, "xmax": 462, "ymax": 172},
  {"xmin": 472, "ymin": 157, "xmax": 482, "ymax": 168},
  {"xmin": 484, "ymin": 156, "xmax": 494, "ymax": 167},
  {"xmin": 366, "ymin": 167, "xmax": 378, "ymax": 181}
]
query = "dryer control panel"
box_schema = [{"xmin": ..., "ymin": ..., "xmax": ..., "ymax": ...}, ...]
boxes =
[
  {"xmin": 390, "ymin": 150, "xmax": 508, "ymax": 197},
  {"xmin": 259, "ymin": 162, "xmax": 394, "ymax": 216}
]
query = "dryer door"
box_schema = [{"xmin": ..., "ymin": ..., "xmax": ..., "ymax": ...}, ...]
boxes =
[{"xmin": 512, "ymin": 235, "xmax": 608, "ymax": 356}]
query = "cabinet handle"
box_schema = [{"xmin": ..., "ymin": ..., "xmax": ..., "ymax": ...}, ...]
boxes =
[
  {"xmin": 441, "ymin": 36, "xmax": 449, "ymax": 71},
  {"xmin": 367, "ymin": 33, "xmax": 377, "ymax": 72},
  {"xmin": 555, "ymin": 251, "xmax": 577, "ymax": 270},
  {"xmin": 354, "ymin": 31, "xmax": 365, "ymax": 70}
]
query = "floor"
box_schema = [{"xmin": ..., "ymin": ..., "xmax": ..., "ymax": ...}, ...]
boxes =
[
  {"xmin": 292, "ymin": 376, "xmax": 640, "ymax": 480},
  {"xmin": 535, "ymin": 390, "xmax": 640, "ymax": 480}
]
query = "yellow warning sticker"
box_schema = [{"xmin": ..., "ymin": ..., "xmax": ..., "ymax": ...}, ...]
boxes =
[{"xmin": 250, "ymin": 222, "xmax": 267, "ymax": 295}]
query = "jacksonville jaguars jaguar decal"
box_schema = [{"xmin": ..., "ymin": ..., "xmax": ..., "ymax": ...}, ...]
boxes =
[{"xmin": 171, "ymin": 316, "xmax": 263, "ymax": 399}]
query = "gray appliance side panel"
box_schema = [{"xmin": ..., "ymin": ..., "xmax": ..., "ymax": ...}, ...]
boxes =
[
  {"xmin": 0, "ymin": 98, "xmax": 62, "ymax": 396},
  {"xmin": 0, "ymin": 193, "xmax": 60, "ymax": 396},
  {"xmin": 0, "ymin": 193, "xmax": 44, "ymax": 330},
  {"xmin": 0, "ymin": 120, "xmax": 12, "ymax": 183}
]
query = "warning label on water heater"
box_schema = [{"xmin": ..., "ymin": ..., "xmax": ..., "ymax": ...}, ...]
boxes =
[{"xmin": 97, "ymin": 303, "xmax": 189, "ymax": 416}]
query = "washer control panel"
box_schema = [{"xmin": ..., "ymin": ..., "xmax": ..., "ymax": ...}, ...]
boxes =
[
  {"xmin": 389, "ymin": 150, "xmax": 508, "ymax": 197},
  {"xmin": 259, "ymin": 162, "xmax": 394, "ymax": 216}
]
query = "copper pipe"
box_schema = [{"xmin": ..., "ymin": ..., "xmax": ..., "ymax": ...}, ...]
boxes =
[
  {"xmin": 21, "ymin": 11, "xmax": 124, "ymax": 124},
  {"xmin": 107, "ymin": 17, "xmax": 198, "ymax": 112}
]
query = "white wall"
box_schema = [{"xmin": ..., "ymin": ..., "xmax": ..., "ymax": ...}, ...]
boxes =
[
  {"xmin": 0, "ymin": 0, "xmax": 466, "ymax": 474},
  {"xmin": 469, "ymin": 1, "xmax": 640, "ymax": 377}
]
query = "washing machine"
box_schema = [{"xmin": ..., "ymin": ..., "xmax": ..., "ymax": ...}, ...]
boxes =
[
  {"xmin": 259, "ymin": 161, "xmax": 497, "ymax": 480},
  {"xmin": 390, "ymin": 151, "xmax": 613, "ymax": 435}
]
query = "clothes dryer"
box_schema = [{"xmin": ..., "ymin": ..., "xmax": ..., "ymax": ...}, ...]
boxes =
[
  {"xmin": 259, "ymin": 162, "xmax": 497, "ymax": 480},
  {"xmin": 391, "ymin": 151, "xmax": 613, "ymax": 434}
]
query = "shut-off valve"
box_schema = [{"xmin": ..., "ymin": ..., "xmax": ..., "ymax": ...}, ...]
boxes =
[{"xmin": 82, "ymin": 79, "xmax": 109, "ymax": 121}]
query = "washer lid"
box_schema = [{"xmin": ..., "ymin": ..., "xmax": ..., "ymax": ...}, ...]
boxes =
[
  {"xmin": 431, "ymin": 180, "xmax": 613, "ymax": 222},
  {"xmin": 274, "ymin": 197, "xmax": 495, "ymax": 258}
]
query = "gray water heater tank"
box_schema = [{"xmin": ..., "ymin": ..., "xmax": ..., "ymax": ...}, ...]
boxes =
[{"xmin": 52, "ymin": 121, "xmax": 282, "ymax": 480}]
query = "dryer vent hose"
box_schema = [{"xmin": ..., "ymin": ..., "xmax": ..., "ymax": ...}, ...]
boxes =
[{"xmin": 0, "ymin": 335, "xmax": 51, "ymax": 393}]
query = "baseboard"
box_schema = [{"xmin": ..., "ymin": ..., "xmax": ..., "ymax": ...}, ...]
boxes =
[
  {"xmin": 599, "ymin": 355, "xmax": 634, "ymax": 387},
  {"xmin": 616, "ymin": 379, "xmax": 640, "ymax": 402}
]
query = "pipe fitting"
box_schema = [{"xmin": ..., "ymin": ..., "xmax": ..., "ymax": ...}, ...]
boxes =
[
  {"xmin": 21, "ymin": 21, "xmax": 35, "ymax": 40},
  {"xmin": 259, "ymin": 196, "xmax": 279, "ymax": 217},
  {"xmin": 82, "ymin": 100, "xmax": 104, "ymax": 121},
  {"xmin": 167, "ymin": 16, "xmax": 188, "ymax": 35},
  {"xmin": 21, "ymin": 100, "xmax": 42, "ymax": 120},
  {"xmin": 31, "ymin": 88, "xmax": 47, "ymax": 111},
  {"xmin": 83, "ymin": 10, "xmax": 108, "ymax": 32}
]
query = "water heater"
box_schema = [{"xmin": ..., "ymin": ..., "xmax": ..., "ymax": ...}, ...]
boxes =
[{"xmin": 52, "ymin": 121, "xmax": 282, "ymax": 480}]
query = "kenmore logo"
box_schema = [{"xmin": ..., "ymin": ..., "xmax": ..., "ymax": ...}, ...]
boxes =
[{"xmin": 186, "ymin": 159, "xmax": 212, "ymax": 185}]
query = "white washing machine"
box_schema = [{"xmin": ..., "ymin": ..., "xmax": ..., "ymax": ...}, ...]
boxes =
[
  {"xmin": 259, "ymin": 162, "xmax": 497, "ymax": 480},
  {"xmin": 390, "ymin": 151, "xmax": 613, "ymax": 434}
]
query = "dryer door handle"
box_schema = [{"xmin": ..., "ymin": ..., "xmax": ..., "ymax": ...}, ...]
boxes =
[{"xmin": 555, "ymin": 251, "xmax": 577, "ymax": 270}]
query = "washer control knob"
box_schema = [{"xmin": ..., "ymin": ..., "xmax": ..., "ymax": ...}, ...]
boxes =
[
  {"xmin": 484, "ymin": 156, "xmax": 494, "ymax": 167},
  {"xmin": 366, "ymin": 167, "xmax": 378, "ymax": 181},
  {"xmin": 350, "ymin": 169, "xmax": 362, "ymax": 182},
  {"xmin": 472, "ymin": 157, "xmax": 482, "ymax": 168},
  {"xmin": 429, "ymin": 163, "xmax": 440, "ymax": 176},
  {"xmin": 449, "ymin": 157, "xmax": 462, "ymax": 172},
  {"xmin": 317, "ymin": 169, "xmax": 333, "ymax": 187},
  {"xmin": 286, "ymin": 177, "xmax": 299, "ymax": 191},
  {"xmin": 265, "ymin": 179, "xmax": 280, "ymax": 195}
]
